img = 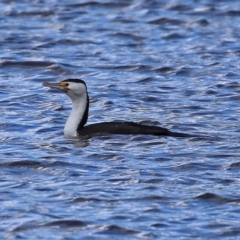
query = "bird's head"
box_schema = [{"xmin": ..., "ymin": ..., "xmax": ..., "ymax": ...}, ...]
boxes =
[{"xmin": 43, "ymin": 79, "xmax": 87, "ymax": 100}]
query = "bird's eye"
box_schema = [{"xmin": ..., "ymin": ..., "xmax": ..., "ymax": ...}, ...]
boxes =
[{"xmin": 60, "ymin": 81, "xmax": 69, "ymax": 87}]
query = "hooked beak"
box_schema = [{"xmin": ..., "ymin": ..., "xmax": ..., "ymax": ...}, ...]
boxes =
[{"xmin": 43, "ymin": 82, "xmax": 68, "ymax": 93}]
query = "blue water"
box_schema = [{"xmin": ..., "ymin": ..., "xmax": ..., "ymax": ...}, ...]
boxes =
[{"xmin": 1, "ymin": 0, "xmax": 240, "ymax": 239}]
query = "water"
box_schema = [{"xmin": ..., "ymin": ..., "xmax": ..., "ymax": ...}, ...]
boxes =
[{"xmin": 1, "ymin": 0, "xmax": 240, "ymax": 239}]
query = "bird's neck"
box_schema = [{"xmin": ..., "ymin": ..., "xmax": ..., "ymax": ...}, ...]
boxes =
[{"xmin": 64, "ymin": 94, "xmax": 89, "ymax": 138}]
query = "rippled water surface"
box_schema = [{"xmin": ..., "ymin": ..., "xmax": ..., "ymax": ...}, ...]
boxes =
[{"xmin": 1, "ymin": 0, "xmax": 240, "ymax": 239}]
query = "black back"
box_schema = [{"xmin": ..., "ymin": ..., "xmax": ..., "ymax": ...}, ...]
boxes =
[{"xmin": 77, "ymin": 122, "xmax": 190, "ymax": 137}]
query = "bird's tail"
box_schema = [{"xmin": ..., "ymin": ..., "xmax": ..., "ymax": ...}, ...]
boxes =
[{"xmin": 167, "ymin": 131, "xmax": 194, "ymax": 138}]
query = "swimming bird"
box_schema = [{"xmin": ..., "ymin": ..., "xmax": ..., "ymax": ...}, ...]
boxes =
[{"xmin": 43, "ymin": 79, "xmax": 189, "ymax": 138}]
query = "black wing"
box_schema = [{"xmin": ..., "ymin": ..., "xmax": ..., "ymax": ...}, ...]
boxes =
[{"xmin": 77, "ymin": 121, "xmax": 189, "ymax": 137}]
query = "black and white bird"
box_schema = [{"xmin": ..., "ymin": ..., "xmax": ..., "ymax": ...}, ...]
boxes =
[{"xmin": 43, "ymin": 79, "xmax": 190, "ymax": 138}]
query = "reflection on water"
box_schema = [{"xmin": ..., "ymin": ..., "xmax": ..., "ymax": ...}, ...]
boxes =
[{"xmin": 1, "ymin": 0, "xmax": 240, "ymax": 239}]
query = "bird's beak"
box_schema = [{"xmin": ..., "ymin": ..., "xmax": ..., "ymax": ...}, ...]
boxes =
[{"xmin": 43, "ymin": 82, "xmax": 68, "ymax": 93}]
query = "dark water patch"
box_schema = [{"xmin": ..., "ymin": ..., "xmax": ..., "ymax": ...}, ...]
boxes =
[
  {"xmin": 111, "ymin": 17, "xmax": 136, "ymax": 24},
  {"xmin": 139, "ymin": 195, "xmax": 166, "ymax": 202},
  {"xmin": 6, "ymin": 9, "xmax": 54, "ymax": 17},
  {"xmin": 220, "ymin": 228, "xmax": 240, "ymax": 237},
  {"xmin": 97, "ymin": 224, "xmax": 141, "ymax": 236},
  {"xmin": 184, "ymin": 105, "xmax": 206, "ymax": 110},
  {"xmin": 195, "ymin": 192, "xmax": 240, "ymax": 204},
  {"xmin": 168, "ymin": 4, "xmax": 193, "ymax": 12},
  {"xmin": 0, "ymin": 61, "xmax": 55, "ymax": 69},
  {"xmin": 69, "ymin": 196, "xmax": 103, "ymax": 203},
  {"xmin": 224, "ymin": 72, "xmax": 240, "ymax": 78},
  {"xmin": 162, "ymin": 33, "xmax": 186, "ymax": 40},
  {"xmin": 205, "ymin": 89, "xmax": 217, "ymax": 95},
  {"xmin": 210, "ymin": 178, "xmax": 235, "ymax": 185},
  {"xmin": 136, "ymin": 140, "xmax": 165, "ymax": 147},
  {"xmin": 1, "ymin": 160, "xmax": 91, "ymax": 171},
  {"xmin": 151, "ymin": 223, "xmax": 168, "ymax": 228},
  {"xmin": 140, "ymin": 96, "xmax": 159, "ymax": 102},
  {"xmin": 205, "ymin": 154, "xmax": 239, "ymax": 159},
  {"xmin": 143, "ymin": 178, "xmax": 163, "ymax": 184},
  {"xmin": 44, "ymin": 219, "xmax": 87, "ymax": 228},
  {"xmin": 222, "ymin": 10, "xmax": 240, "ymax": 17},
  {"xmin": 67, "ymin": 1, "xmax": 131, "ymax": 9},
  {"xmin": 173, "ymin": 162, "xmax": 220, "ymax": 171},
  {"xmin": 148, "ymin": 17, "xmax": 185, "ymax": 26},
  {"xmin": 2, "ymin": 160, "xmax": 42, "ymax": 168},
  {"xmin": 152, "ymin": 66, "xmax": 174, "ymax": 73},
  {"xmin": 109, "ymin": 32, "xmax": 146, "ymax": 41},
  {"xmin": 43, "ymin": 38, "xmax": 98, "ymax": 47},
  {"xmin": 183, "ymin": 89, "xmax": 199, "ymax": 97},
  {"xmin": 227, "ymin": 162, "xmax": 240, "ymax": 169},
  {"xmin": 216, "ymin": 81, "xmax": 240, "ymax": 89},
  {"xmin": 135, "ymin": 77, "xmax": 154, "ymax": 83},
  {"xmin": 13, "ymin": 219, "xmax": 87, "ymax": 232},
  {"xmin": 207, "ymin": 222, "xmax": 231, "ymax": 229},
  {"xmin": 196, "ymin": 19, "xmax": 209, "ymax": 26},
  {"xmin": 70, "ymin": 194, "xmax": 168, "ymax": 204},
  {"xmin": 175, "ymin": 67, "xmax": 199, "ymax": 76},
  {"xmin": 33, "ymin": 187, "xmax": 56, "ymax": 192}
]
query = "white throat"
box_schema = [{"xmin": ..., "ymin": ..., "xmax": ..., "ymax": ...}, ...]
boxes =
[{"xmin": 64, "ymin": 95, "xmax": 87, "ymax": 138}]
